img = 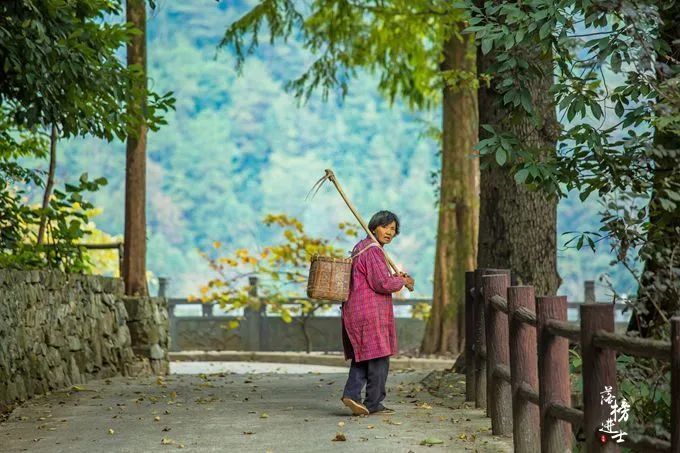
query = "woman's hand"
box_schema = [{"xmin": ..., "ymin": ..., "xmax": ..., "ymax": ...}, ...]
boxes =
[{"xmin": 398, "ymin": 272, "xmax": 415, "ymax": 291}]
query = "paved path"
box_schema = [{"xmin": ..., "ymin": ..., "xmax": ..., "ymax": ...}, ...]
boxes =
[{"xmin": 0, "ymin": 366, "xmax": 512, "ymax": 452}]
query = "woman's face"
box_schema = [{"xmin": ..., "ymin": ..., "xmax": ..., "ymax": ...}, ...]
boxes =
[{"xmin": 373, "ymin": 221, "xmax": 397, "ymax": 246}]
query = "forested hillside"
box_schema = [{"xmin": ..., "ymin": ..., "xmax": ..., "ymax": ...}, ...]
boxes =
[{"xmin": 51, "ymin": 1, "xmax": 633, "ymax": 300}]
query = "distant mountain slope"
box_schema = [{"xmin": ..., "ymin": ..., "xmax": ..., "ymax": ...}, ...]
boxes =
[{"xmin": 54, "ymin": 1, "xmax": 634, "ymax": 300}]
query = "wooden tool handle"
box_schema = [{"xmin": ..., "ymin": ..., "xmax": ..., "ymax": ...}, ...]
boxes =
[{"xmin": 323, "ymin": 169, "xmax": 401, "ymax": 275}]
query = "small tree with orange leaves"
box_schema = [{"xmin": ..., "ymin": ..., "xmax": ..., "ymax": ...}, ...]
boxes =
[{"xmin": 193, "ymin": 213, "xmax": 359, "ymax": 353}]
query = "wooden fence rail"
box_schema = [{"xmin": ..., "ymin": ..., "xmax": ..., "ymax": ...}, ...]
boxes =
[{"xmin": 465, "ymin": 269, "xmax": 680, "ymax": 453}]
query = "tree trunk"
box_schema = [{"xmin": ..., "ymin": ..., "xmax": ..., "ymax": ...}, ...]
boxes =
[
  {"xmin": 123, "ymin": 0, "xmax": 148, "ymax": 296},
  {"xmin": 628, "ymin": 4, "xmax": 680, "ymax": 338},
  {"xmin": 37, "ymin": 124, "xmax": 58, "ymax": 245},
  {"xmin": 476, "ymin": 33, "xmax": 560, "ymax": 296},
  {"xmin": 421, "ymin": 29, "xmax": 479, "ymax": 355},
  {"xmin": 301, "ymin": 317, "xmax": 312, "ymax": 354}
]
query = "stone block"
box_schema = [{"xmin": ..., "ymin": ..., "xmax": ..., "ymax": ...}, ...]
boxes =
[
  {"xmin": 30, "ymin": 270, "xmax": 41, "ymax": 283},
  {"xmin": 69, "ymin": 356, "xmax": 82, "ymax": 385},
  {"xmin": 67, "ymin": 336, "xmax": 82, "ymax": 352},
  {"xmin": 5, "ymin": 381, "xmax": 18, "ymax": 402},
  {"xmin": 45, "ymin": 346, "xmax": 60, "ymax": 368},
  {"xmin": 101, "ymin": 293, "xmax": 117, "ymax": 308},
  {"xmin": 149, "ymin": 344, "xmax": 165, "ymax": 360},
  {"xmin": 47, "ymin": 330, "xmax": 66, "ymax": 348}
]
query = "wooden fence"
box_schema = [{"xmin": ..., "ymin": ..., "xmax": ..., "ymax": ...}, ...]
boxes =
[{"xmin": 466, "ymin": 269, "xmax": 680, "ymax": 453}]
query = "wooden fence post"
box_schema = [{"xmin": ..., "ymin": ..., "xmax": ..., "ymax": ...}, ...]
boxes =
[
  {"xmin": 585, "ymin": 281, "xmax": 596, "ymax": 303},
  {"xmin": 474, "ymin": 268, "xmax": 511, "ymax": 411},
  {"xmin": 508, "ymin": 286, "xmax": 539, "ymax": 451},
  {"xmin": 465, "ymin": 271, "xmax": 476, "ymax": 402},
  {"xmin": 483, "ymin": 273, "xmax": 512, "ymax": 435},
  {"xmin": 671, "ymin": 317, "xmax": 680, "ymax": 451},
  {"xmin": 581, "ymin": 304, "xmax": 618, "ymax": 452},
  {"xmin": 537, "ymin": 296, "xmax": 571, "ymax": 453},
  {"xmin": 474, "ymin": 268, "xmax": 488, "ymax": 410}
]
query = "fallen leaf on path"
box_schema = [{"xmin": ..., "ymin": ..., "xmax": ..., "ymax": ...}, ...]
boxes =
[
  {"xmin": 420, "ymin": 437, "xmax": 444, "ymax": 446},
  {"xmin": 162, "ymin": 427, "xmax": 171, "ymax": 432},
  {"xmin": 416, "ymin": 402, "xmax": 432, "ymax": 410},
  {"xmin": 161, "ymin": 437, "xmax": 175, "ymax": 445},
  {"xmin": 332, "ymin": 433, "xmax": 346, "ymax": 441},
  {"xmin": 243, "ymin": 431, "xmax": 255, "ymax": 435},
  {"xmin": 367, "ymin": 425, "xmax": 375, "ymax": 429},
  {"xmin": 71, "ymin": 386, "xmax": 96, "ymax": 392},
  {"xmin": 338, "ymin": 422, "xmax": 345, "ymax": 427},
  {"xmin": 154, "ymin": 416, "xmax": 161, "ymax": 422},
  {"xmin": 260, "ymin": 413, "xmax": 269, "ymax": 419},
  {"xmin": 108, "ymin": 429, "xmax": 115, "ymax": 435}
]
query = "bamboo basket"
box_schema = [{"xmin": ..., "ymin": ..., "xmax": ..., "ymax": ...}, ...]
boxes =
[{"xmin": 306, "ymin": 255, "xmax": 353, "ymax": 301}]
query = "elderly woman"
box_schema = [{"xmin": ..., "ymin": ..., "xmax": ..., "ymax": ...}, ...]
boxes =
[{"xmin": 340, "ymin": 210, "xmax": 415, "ymax": 416}]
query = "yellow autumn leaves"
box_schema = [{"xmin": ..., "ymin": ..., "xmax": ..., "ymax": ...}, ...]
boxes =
[{"xmin": 190, "ymin": 214, "xmax": 356, "ymax": 328}]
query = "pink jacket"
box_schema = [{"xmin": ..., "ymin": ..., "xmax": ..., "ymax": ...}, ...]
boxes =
[{"xmin": 341, "ymin": 236, "xmax": 404, "ymax": 362}]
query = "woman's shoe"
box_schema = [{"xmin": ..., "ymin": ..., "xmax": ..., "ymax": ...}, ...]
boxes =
[
  {"xmin": 341, "ymin": 397, "xmax": 370, "ymax": 416},
  {"xmin": 370, "ymin": 405, "xmax": 396, "ymax": 415}
]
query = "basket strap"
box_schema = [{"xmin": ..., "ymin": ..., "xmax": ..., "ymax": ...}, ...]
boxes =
[{"xmin": 350, "ymin": 241, "xmax": 380, "ymax": 259}]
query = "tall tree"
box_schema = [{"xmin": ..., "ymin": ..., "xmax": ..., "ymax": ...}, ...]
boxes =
[
  {"xmin": 124, "ymin": 0, "xmax": 149, "ymax": 296},
  {"xmin": 37, "ymin": 125, "xmax": 58, "ymax": 246},
  {"xmin": 473, "ymin": 3, "xmax": 561, "ymax": 296},
  {"xmin": 629, "ymin": 2, "xmax": 680, "ymax": 337},
  {"xmin": 470, "ymin": 0, "xmax": 680, "ymax": 338},
  {"xmin": 221, "ymin": 0, "xmax": 479, "ymax": 354},
  {"xmin": 421, "ymin": 30, "xmax": 479, "ymax": 354},
  {"xmin": 0, "ymin": 0, "xmax": 173, "ymax": 271},
  {"xmin": 469, "ymin": 0, "xmax": 680, "ymax": 441}
]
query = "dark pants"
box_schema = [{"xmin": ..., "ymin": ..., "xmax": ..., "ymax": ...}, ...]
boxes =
[{"xmin": 342, "ymin": 353, "xmax": 390, "ymax": 412}]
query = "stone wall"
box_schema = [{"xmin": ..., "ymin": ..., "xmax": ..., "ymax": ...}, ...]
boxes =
[
  {"xmin": 0, "ymin": 270, "xmax": 169, "ymax": 412},
  {"xmin": 170, "ymin": 314, "xmax": 426, "ymax": 353},
  {"xmin": 124, "ymin": 297, "xmax": 169, "ymax": 375}
]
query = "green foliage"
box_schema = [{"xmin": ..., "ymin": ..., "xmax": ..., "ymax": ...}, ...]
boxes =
[
  {"xmin": 52, "ymin": 3, "xmax": 636, "ymax": 303},
  {"xmin": 0, "ymin": 0, "xmax": 174, "ymax": 140},
  {"xmin": 1, "ymin": 0, "xmax": 174, "ymax": 273},
  {"xmin": 220, "ymin": 0, "xmax": 472, "ymax": 108},
  {"xmin": 617, "ymin": 355, "xmax": 672, "ymax": 442},
  {"xmin": 470, "ymin": 0, "xmax": 676, "ymax": 439},
  {"xmin": 468, "ymin": 0, "xmax": 679, "ymax": 332},
  {"xmin": 1, "ymin": 166, "xmax": 107, "ymax": 272}
]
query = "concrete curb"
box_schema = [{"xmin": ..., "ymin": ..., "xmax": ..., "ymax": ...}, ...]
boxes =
[{"xmin": 169, "ymin": 351, "xmax": 454, "ymax": 371}]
